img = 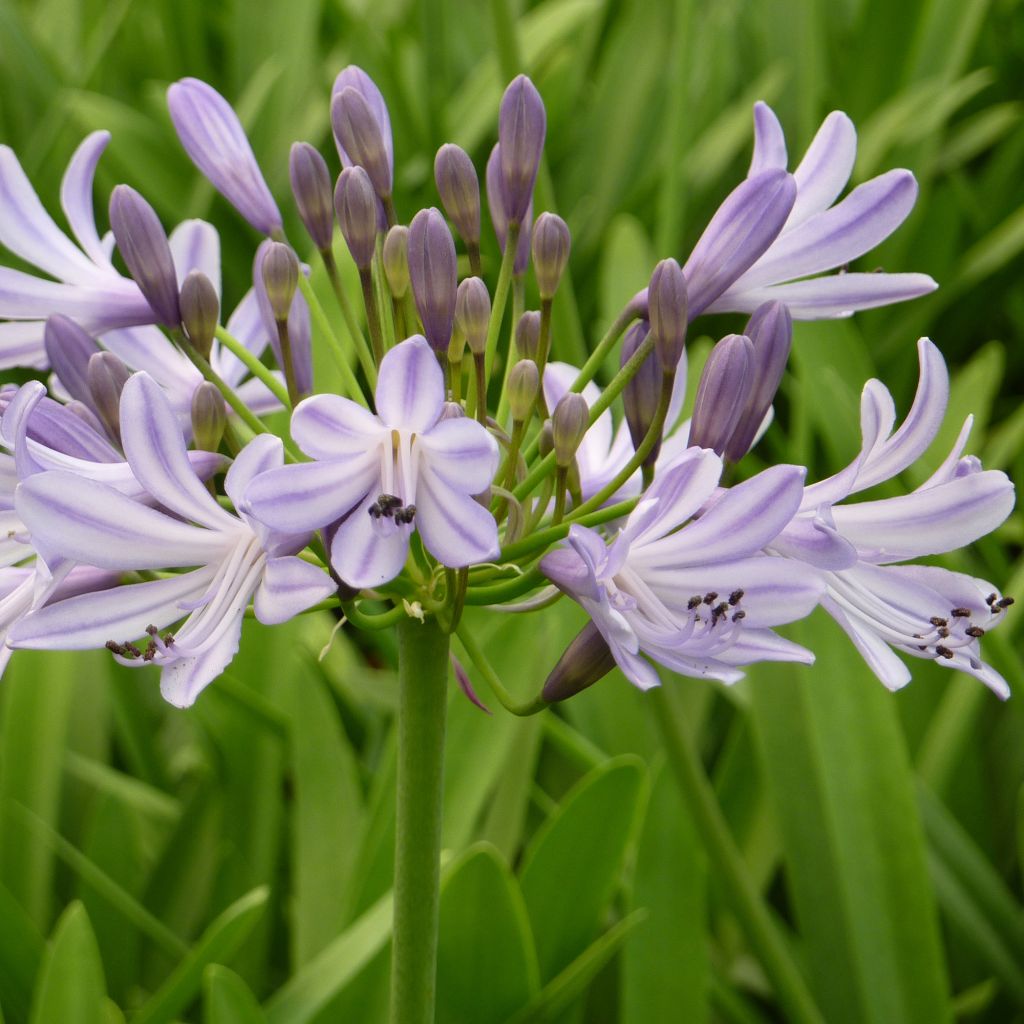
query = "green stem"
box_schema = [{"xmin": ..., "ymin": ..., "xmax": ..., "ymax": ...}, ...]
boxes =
[
  {"xmin": 495, "ymin": 274, "xmax": 526, "ymax": 425},
  {"xmin": 361, "ymin": 267, "xmax": 387, "ymax": 365},
  {"xmin": 275, "ymin": 318, "xmax": 301, "ymax": 407},
  {"xmin": 649, "ymin": 689, "xmax": 825, "ymax": 1024},
  {"xmin": 391, "ymin": 616, "xmax": 450, "ymax": 1024},
  {"xmin": 213, "ymin": 326, "xmax": 291, "ymax": 409},
  {"xmin": 483, "ymin": 222, "xmax": 519, "ymax": 384},
  {"xmin": 296, "ymin": 273, "xmax": 366, "ymax": 400},
  {"xmin": 456, "ymin": 625, "xmax": 548, "ymax": 716},
  {"xmin": 322, "ymin": 250, "xmax": 378, "ymax": 385},
  {"xmin": 534, "ymin": 298, "xmax": 553, "ymax": 417}
]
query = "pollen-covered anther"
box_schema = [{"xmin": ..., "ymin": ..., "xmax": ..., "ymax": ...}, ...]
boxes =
[
  {"xmin": 731, "ymin": 610, "xmax": 746, "ymax": 622},
  {"xmin": 929, "ymin": 616, "xmax": 947, "ymax": 627},
  {"xmin": 965, "ymin": 626, "xmax": 985, "ymax": 638},
  {"xmin": 394, "ymin": 504, "xmax": 416, "ymax": 526},
  {"xmin": 687, "ymin": 595, "xmax": 702, "ymax": 610},
  {"xmin": 935, "ymin": 646, "xmax": 954, "ymax": 660},
  {"xmin": 950, "ymin": 607, "xmax": 972, "ymax": 618},
  {"xmin": 729, "ymin": 589, "xmax": 744, "ymax": 606},
  {"xmin": 703, "ymin": 592, "xmax": 718, "ymax": 605}
]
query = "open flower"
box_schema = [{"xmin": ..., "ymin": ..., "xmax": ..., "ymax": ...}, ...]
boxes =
[
  {"xmin": 9, "ymin": 372, "xmax": 335, "ymax": 707},
  {"xmin": 775, "ymin": 338, "xmax": 1015, "ymax": 695},
  {"xmin": 245, "ymin": 335, "xmax": 500, "ymax": 588},
  {"xmin": 541, "ymin": 447, "xmax": 824, "ymax": 689}
]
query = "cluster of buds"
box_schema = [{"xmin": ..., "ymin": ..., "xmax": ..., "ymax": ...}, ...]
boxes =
[{"xmin": 0, "ymin": 62, "xmax": 1012, "ymax": 710}]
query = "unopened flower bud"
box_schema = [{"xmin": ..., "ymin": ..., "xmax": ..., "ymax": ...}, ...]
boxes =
[
  {"xmin": 109, "ymin": 185, "xmax": 180, "ymax": 327},
  {"xmin": 514, "ymin": 311, "xmax": 541, "ymax": 360},
  {"xmin": 190, "ymin": 381, "xmax": 226, "ymax": 452},
  {"xmin": 434, "ymin": 144, "xmax": 481, "ymax": 248},
  {"xmin": 621, "ymin": 320, "xmax": 662, "ymax": 463},
  {"xmin": 538, "ymin": 420, "xmax": 554, "ymax": 458},
  {"xmin": 408, "ymin": 207, "xmax": 457, "ymax": 353},
  {"xmin": 486, "ymin": 146, "xmax": 533, "ymax": 275},
  {"xmin": 725, "ymin": 302, "xmax": 793, "ymax": 462},
  {"xmin": 551, "ymin": 392, "xmax": 588, "ymax": 467},
  {"xmin": 260, "ymin": 242, "xmax": 300, "ymax": 322},
  {"xmin": 44, "ymin": 315, "xmax": 97, "ymax": 405},
  {"xmin": 290, "ymin": 142, "xmax": 335, "ymax": 252},
  {"xmin": 542, "ymin": 621, "xmax": 616, "ymax": 702},
  {"xmin": 180, "ymin": 270, "xmax": 220, "ymax": 360},
  {"xmin": 689, "ymin": 334, "xmax": 754, "ymax": 455},
  {"xmin": 648, "ymin": 258, "xmax": 687, "ymax": 373},
  {"xmin": 439, "ymin": 401, "xmax": 465, "ymax": 421},
  {"xmin": 498, "ymin": 75, "xmax": 546, "ymax": 225},
  {"xmin": 383, "ymin": 225, "xmax": 410, "ymax": 298},
  {"xmin": 64, "ymin": 400, "xmax": 106, "ymax": 435},
  {"xmin": 508, "ymin": 360, "xmax": 540, "ymax": 422},
  {"xmin": 87, "ymin": 351, "xmax": 132, "ymax": 445},
  {"xmin": 334, "ymin": 166, "xmax": 378, "ymax": 271},
  {"xmin": 532, "ymin": 213, "xmax": 570, "ymax": 300},
  {"xmin": 331, "ymin": 86, "xmax": 393, "ymax": 199},
  {"xmin": 455, "ymin": 277, "xmax": 490, "ymax": 356}
]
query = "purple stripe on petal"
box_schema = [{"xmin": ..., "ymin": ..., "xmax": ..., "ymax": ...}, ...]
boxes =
[{"xmin": 375, "ymin": 335, "xmax": 444, "ymax": 432}]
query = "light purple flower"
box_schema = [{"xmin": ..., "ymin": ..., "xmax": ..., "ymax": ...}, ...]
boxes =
[
  {"xmin": 775, "ymin": 338, "xmax": 1015, "ymax": 695},
  {"xmin": 703, "ymin": 102, "xmax": 937, "ymax": 319},
  {"xmin": 0, "ymin": 132, "xmax": 154, "ymax": 366},
  {"xmin": 541, "ymin": 447, "xmax": 824, "ymax": 687},
  {"xmin": 245, "ymin": 336, "xmax": 501, "ymax": 588},
  {"xmin": 167, "ymin": 78, "xmax": 282, "ymax": 235},
  {"xmin": 9, "ymin": 372, "xmax": 334, "ymax": 707}
]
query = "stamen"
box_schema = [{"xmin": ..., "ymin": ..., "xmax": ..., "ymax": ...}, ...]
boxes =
[
  {"xmin": 950, "ymin": 607, "xmax": 971, "ymax": 618},
  {"xmin": 929, "ymin": 616, "xmax": 947, "ymax": 627},
  {"xmin": 965, "ymin": 626, "xmax": 985, "ymax": 638},
  {"xmin": 687, "ymin": 595, "xmax": 702, "ymax": 610},
  {"xmin": 729, "ymin": 589, "xmax": 744, "ymax": 606},
  {"xmin": 732, "ymin": 610, "xmax": 746, "ymax": 622},
  {"xmin": 703, "ymin": 592, "xmax": 718, "ymax": 605},
  {"xmin": 394, "ymin": 504, "xmax": 417, "ymax": 525},
  {"xmin": 997, "ymin": 596, "xmax": 1014, "ymax": 609},
  {"xmin": 935, "ymin": 645, "xmax": 954, "ymax": 659}
]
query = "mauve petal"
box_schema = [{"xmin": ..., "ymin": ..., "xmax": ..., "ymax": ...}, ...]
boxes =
[
  {"xmin": 290, "ymin": 392, "xmax": 385, "ymax": 460},
  {"xmin": 788, "ymin": 111, "xmax": 857, "ymax": 228},
  {"xmin": 708, "ymin": 271, "xmax": 938, "ymax": 319},
  {"xmin": 168, "ymin": 219, "xmax": 222, "ymax": 296},
  {"xmin": 120, "ymin": 373, "xmax": 232, "ymax": 530},
  {"xmin": 331, "ymin": 66, "xmax": 394, "ymax": 172},
  {"xmin": 771, "ymin": 511, "xmax": 860, "ymax": 570},
  {"xmin": 0, "ymin": 267, "xmax": 153, "ymax": 327},
  {"xmin": 882, "ymin": 564, "xmax": 999, "ymax": 619},
  {"xmin": 715, "ymin": 628, "xmax": 816, "ymax": 667},
  {"xmin": 539, "ymin": 544, "xmax": 591, "ymax": 597},
  {"xmin": 212, "ymin": 288, "xmax": 268, "ymax": 384},
  {"xmin": 418, "ymin": 418, "xmax": 499, "ymax": 494},
  {"xmin": 0, "ymin": 321, "xmax": 49, "ymax": 370},
  {"xmin": 224, "ymin": 433, "xmax": 283, "ymax": 509},
  {"xmin": 254, "ymin": 555, "xmax": 336, "ymax": 625},
  {"xmin": 232, "ymin": 376, "xmax": 284, "ymax": 416},
  {"xmin": 16, "ymin": 472, "xmax": 230, "ymax": 570},
  {"xmin": 160, "ymin": 610, "xmax": 243, "ymax": 707},
  {"xmin": 415, "ymin": 468, "xmax": 500, "ymax": 568},
  {"xmin": 167, "ymin": 78, "xmax": 282, "ymax": 235},
  {"xmin": 60, "ymin": 131, "xmax": 114, "ymax": 268},
  {"xmin": 245, "ymin": 458, "xmax": 377, "ymax": 534},
  {"xmin": 375, "ymin": 335, "xmax": 444, "ymax": 431},
  {"xmin": 821, "ymin": 594, "xmax": 912, "ymax": 690},
  {"xmin": 748, "ymin": 102, "xmax": 787, "ymax": 175},
  {"xmin": 0, "ymin": 145, "xmax": 103, "ymax": 284},
  {"xmin": 832, "ymin": 470, "xmax": 1015, "ymax": 562},
  {"xmin": 100, "ymin": 325, "xmax": 199, "ymax": 393},
  {"xmin": 8, "ymin": 567, "xmax": 215, "ymax": 650},
  {"xmin": 543, "ymin": 362, "xmax": 612, "ymax": 465},
  {"xmin": 331, "ymin": 494, "xmax": 409, "ymax": 587},
  {"xmin": 44, "ymin": 315, "xmax": 97, "ymax": 405}
]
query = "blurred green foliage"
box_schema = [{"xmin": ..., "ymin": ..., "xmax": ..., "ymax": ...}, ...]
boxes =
[{"xmin": 0, "ymin": 0, "xmax": 1022, "ymax": 1021}]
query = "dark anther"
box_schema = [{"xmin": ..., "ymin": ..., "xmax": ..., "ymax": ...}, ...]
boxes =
[
  {"xmin": 729, "ymin": 589, "xmax": 744, "ymax": 606},
  {"xmin": 937, "ymin": 627, "xmax": 950, "ymax": 638},
  {"xmin": 935, "ymin": 645, "xmax": 954, "ymax": 660},
  {"xmin": 985, "ymin": 593, "xmax": 997, "ymax": 605},
  {"xmin": 394, "ymin": 504, "xmax": 416, "ymax": 525},
  {"xmin": 379, "ymin": 494, "xmax": 402, "ymax": 511},
  {"xmin": 123, "ymin": 642, "xmax": 142, "ymax": 658},
  {"xmin": 142, "ymin": 642, "xmax": 157, "ymax": 662},
  {"xmin": 711, "ymin": 602, "xmax": 729, "ymax": 623},
  {"xmin": 163, "ymin": 632, "xmax": 175, "ymax": 646},
  {"xmin": 146, "ymin": 624, "xmax": 160, "ymax": 637},
  {"xmin": 950, "ymin": 607, "xmax": 971, "ymax": 618},
  {"xmin": 687, "ymin": 595, "xmax": 702, "ymax": 610},
  {"xmin": 703, "ymin": 592, "xmax": 718, "ymax": 605},
  {"xmin": 965, "ymin": 626, "xmax": 985, "ymax": 638},
  {"xmin": 368, "ymin": 504, "xmax": 382, "ymax": 520},
  {"xmin": 997, "ymin": 596, "xmax": 1014, "ymax": 608},
  {"xmin": 929, "ymin": 616, "xmax": 947, "ymax": 627},
  {"xmin": 105, "ymin": 641, "xmax": 124, "ymax": 655},
  {"xmin": 917, "ymin": 645, "xmax": 928, "ymax": 651},
  {"xmin": 732, "ymin": 610, "xmax": 746, "ymax": 622}
]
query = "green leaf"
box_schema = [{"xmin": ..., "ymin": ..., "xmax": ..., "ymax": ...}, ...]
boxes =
[
  {"xmin": 519, "ymin": 755, "xmax": 648, "ymax": 982},
  {"xmin": 29, "ymin": 903, "xmax": 106, "ymax": 1024},
  {"xmin": 437, "ymin": 845, "xmax": 539, "ymax": 1024},
  {"xmin": 750, "ymin": 612, "xmax": 951, "ymax": 1024},
  {"xmin": 132, "ymin": 887, "xmax": 269, "ymax": 1024},
  {"xmin": 0, "ymin": 879, "xmax": 45, "ymax": 1024},
  {"xmin": 203, "ymin": 965, "xmax": 268, "ymax": 1024}
]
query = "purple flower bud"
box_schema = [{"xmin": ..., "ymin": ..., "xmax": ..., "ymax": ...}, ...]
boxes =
[
  {"xmin": 724, "ymin": 301, "xmax": 792, "ymax": 462},
  {"xmin": 167, "ymin": 78, "xmax": 282, "ymax": 235},
  {"xmin": 498, "ymin": 75, "xmax": 546, "ymax": 225},
  {"xmin": 180, "ymin": 270, "xmax": 220, "ymax": 360},
  {"xmin": 408, "ymin": 207, "xmax": 457, "ymax": 353},
  {"xmin": 87, "ymin": 351, "xmax": 132, "ymax": 446},
  {"xmin": 382, "ymin": 225, "xmax": 410, "ymax": 299},
  {"xmin": 508, "ymin": 359, "xmax": 540, "ymax": 422},
  {"xmin": 334, "ymin": 166, "xmax": 378, "ymax": 271},
  {"xmin": 532, "ymin": 212, "xmax": 570, "ymax": 300},
  {"xmin": 290, "ymin": 142, "xmax": 335, "ymax": 252},
  {"xmin": 434, "ymin": 144, "xmax": 481, "ymax": 248},
  {"xmin": 191, "ymin": 380, "xmax": 226, "ymax": 452},
  {"xmin": 689, "ymin": 333, "xmax": 755, "ymax": 455},
  {"xmin": 648, "ymin": 258, "xmax": 687, "ymax": 372},
  {"xmin": 620, "ymin": 320, "xmax": 662, "ymax": 465},
  {"xmin": 486, "ymin": 145, "xmax": 533, "ymax": 275},
  {"xmin": 331, "ymin": 86, "xmax": 393, "ymax": 199},
  {"xmin": 108, "ymin": 185, "xmax": 181, "ymax": 327},
  {"xmin": 331, "ymin": 66, "xmax": 393, "ymax": 176},
  {"xmin": 44, "ymin": 315, "xmax": 98, "ymax": 405},
  {"xmin": 260, "ymin": 242, "xmax": 300, "ymax": 322},
  {"xmin": 551, "ymin": 392, "xmax": 589, "ymax": 467},
  {"xmin": 253, "ymin": 241, "xmax": 313, "ymax": 396},
  {"xmin": 455, "ymin": 277, "xmax": 490, "ymax": 356},
  {"xmin": 514, "ymin": 310, "xmax": 541, "ymax": 360},
  {"xmin": 543, "ymin": 621, "xmax": 616, "ymax": 702}
]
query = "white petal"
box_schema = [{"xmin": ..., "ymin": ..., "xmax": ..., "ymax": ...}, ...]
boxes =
[
  {"xmin": 290, "ymin": 393, "xmax": 385, "ymax": 460},
  {"xmin": 254, "ymin": 555, "xmax": 336, "ymax": 624},
  {"xmin": 418, "ymin": 418, "xmax": 499, "ymax": 494},
  {"xmin": 160, "ymin": 610, "xmax": 244, "ymax": 708},
  {"xmin": 169, "ymin": 219, "xmax": 222, "ymax": 295},
  {"xmin": 331, "ymin": 494, "xmax": 410, "ymax": 587},
  {"xmin": 224, "ymin": 433, "xmax": 283, "ymax": 508},
  {"xmin": 415, "ymin": 467, "xmax": 500, "ymax": 568},
  {"xmin": 375, "ymin": 335, "xmax": 444, "ymax": 432}
]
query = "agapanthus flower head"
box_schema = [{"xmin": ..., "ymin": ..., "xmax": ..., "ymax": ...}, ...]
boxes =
[
  {"xmin": 244, "ymin": 336, "xmax": 500, "ymax": 588},
  {"xmin": 647, "ymin": 258, "xmax": 688, "ymax": 372},
  {"xmin": 167, "ymin": 77, "xmax": 282, "ymax": 235}
]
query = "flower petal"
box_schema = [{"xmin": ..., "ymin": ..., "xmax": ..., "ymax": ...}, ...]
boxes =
[
  {"xmin": 820, "ymin": 593, "xmax": 912, "ymax": 691},
  {"xmin": 254, "ymin": 555, "xmax": 336, "ymax": 624},
  {"xmin": 788, "ymin": 111, "xmax": 857, "ymax": 228},
  {"xmin": 331, "ymin": 494, "xmax": 410, "ymax": 587},
  {"xmin": 417, "ymin": 417, "xmax": 499, "ymax": 494},
  {"xmin": 290, "ymin": 393, "xmax": 384, "ymax": 460},
  {"xmin": 415, "ymin": 466, "xmax": 500, "ymax": 568},
  {"xmin": 0, "ymin": 321, "xmax": 49, "ymax": 371},
  {"xmin": 160, "ymin": 609, "xmax": 244, "ymax": 707},
  {"xmin": 375, "ymin": 335, "xmax": 444, "ymax": 432},
  {"xmin": 168, "ymin": 219, "xmax": 221, "ymax": 295},
  {"xmin": 224, "ymin": 433, "xmax": 284, "ymax": 508},
  {"xmin": 60, "ymin": 131, "xmax": 115, "ymax": 268},
  {"xmin": 748, "ymin": 102, "xmax": 787, "ymax": 175}
]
